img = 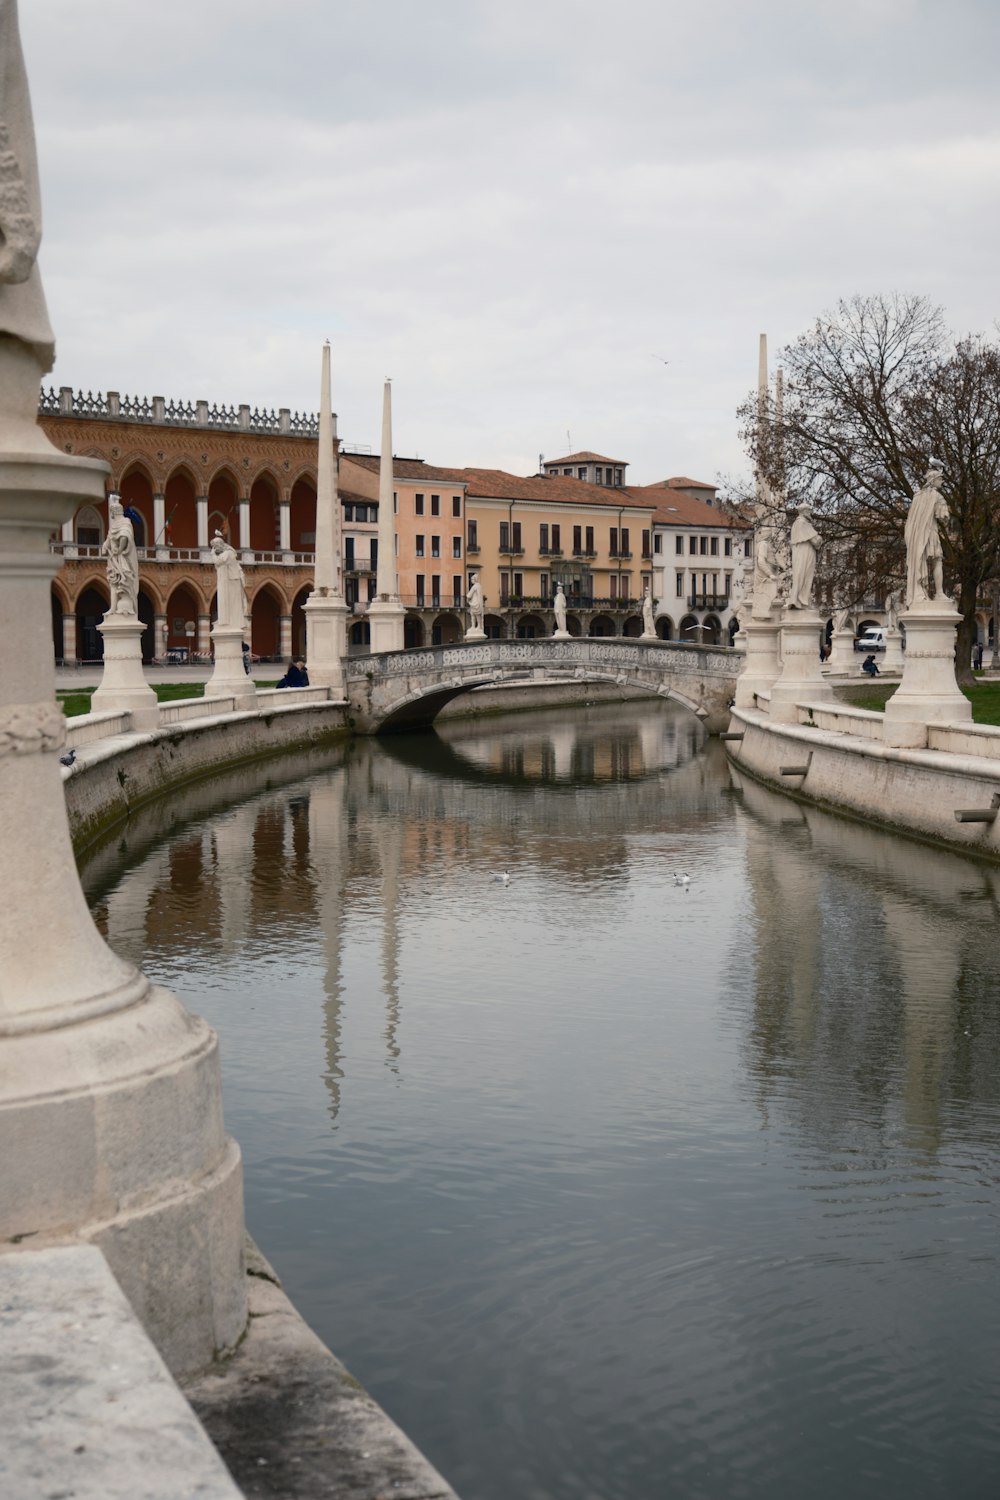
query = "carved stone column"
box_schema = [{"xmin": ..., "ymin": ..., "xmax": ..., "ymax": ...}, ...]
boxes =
[
  {"xmin": 196, "ymin": 494, "xmax": 209, "ymax": 553},
  {"xmin": 61, "ymin": 610, "xmax": 77, "ymax": 664},
  {"xmin": 152, "ymin": 491, "xmax": 167, "ymax": 557},
  {"xmin": 238, "ymin": 497, "xmax": 251, "ymax": 556},
  {"xmin": 197, "ymin": 612, "xmax": 211, "ymax": 657},
  {"xmin": 0, "ymin": 441, "xmax": 246, "ymax": 1378},
  {"xmin": 279, "ymin": 613, "xmax": 292, "ymax": 660},
  {"xmin": 0, "ymin": 18, "xmax": 246, "ymax": 1377}
]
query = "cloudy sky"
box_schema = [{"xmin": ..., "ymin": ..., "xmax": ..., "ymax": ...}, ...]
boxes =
[{"xmin": 21, "ymin": 0, "xmax": 1000, "ymax": 485}]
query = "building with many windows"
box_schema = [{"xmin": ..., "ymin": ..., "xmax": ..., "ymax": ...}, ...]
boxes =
[
  {"xmin": 43, "ymin": 385, "xmax": 752, "ymax": 661},
  {"xmin": 638, "ymin": 478, "xmax": 752, "ymax": 645}
]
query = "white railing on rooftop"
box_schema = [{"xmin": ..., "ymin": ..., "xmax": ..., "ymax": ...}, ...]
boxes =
[{"xmin": 39, "ymin": 387, "xmax": 326, "ymax": 439}]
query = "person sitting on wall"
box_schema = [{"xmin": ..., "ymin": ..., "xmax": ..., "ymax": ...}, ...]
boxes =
[
  {"xmin": 862, "ymin": 653, "xmax": 880, "ymax": 677},
  {"xmin": 276, "ymin": 657, "xmax": 309, "ymax": 688}
]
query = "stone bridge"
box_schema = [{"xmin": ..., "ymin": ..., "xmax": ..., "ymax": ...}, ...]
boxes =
[{"xmin": 345, "ymin": 637, "xmax": 740, "ymax": 734}]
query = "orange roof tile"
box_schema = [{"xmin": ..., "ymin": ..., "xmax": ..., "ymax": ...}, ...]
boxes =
[
  {"xmin": 662, "ymin": 475, "xmax": 716, "ymax": 491},
  {"xmin": 460, "ymin": 467, "xmax": 655, "ymax": 510},
  {"xmin": 342, "ymin": 454, "xmax": 466, "ymax": 485},
  {"xmin": 543, "ymin": 451, "xmax": 628, "ymax": 467},
  {"xmin": 624, "ymin": 485, "xmax": 745, "ymax": 528}
]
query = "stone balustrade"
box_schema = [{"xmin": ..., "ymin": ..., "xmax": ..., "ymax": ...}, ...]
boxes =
[
  {"xmin": 65, "ymin": 709, "xmax": 134, "ymax": 748},
  {"xmin": 796, "ymin": 702, "xmax": 886, "ymax": 741},
  {"xmin": 39, "ymin": 385, "xmax": 325, "ymax": 438},
  {"xmin": 926, "ymin": 721, "xmax": 1000, "ymax": 760}
]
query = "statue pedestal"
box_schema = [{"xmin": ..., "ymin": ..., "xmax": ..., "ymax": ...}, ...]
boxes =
[
  {"xmin": 640, "ymin": 629, "xmax": 656, "ymax": 641},
  {"xmin": 0, "ymin": 445, "xmax": 246, "ymax": 1378},
  {"xmin": 91, "ymin": 616, "xmax": 159, "ymax": 731},
  {"xmin": 206, "ymin": 624, "xmax": 256, "ymax": 707},
  {"xmin": 302, "ymin": 591, "xmax": 347, "ymax": 696},
  {"xmin": 769, "ymin": 609, "xmax": 835, "ymax": 723},
  {"xmin": 464, "ymin": 626, "xmax": 486, "ymax": 642},
  {"xmin": 827, "ymin": 628, "xmax": 856, "ymax": 674},
  {"xmin": 883, "ymin": 603, "xmax": 970, "ymax": 747},
  {"xmin": 733, "ymin": 613, "xmax": 782, "ymax": 709},
  {"xmin": 553, "ymin": 628, "xmax": 570, "ymax": 641},
  {"xmin": 368, "ymin": 597, "xmax": 406, "ymax": 654},
  {"xmin": 883, "ymin": 627, "xmax": 904, "ymax": 673}
]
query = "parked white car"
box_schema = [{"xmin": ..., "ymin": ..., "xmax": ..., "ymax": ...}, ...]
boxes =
[{"xmin": 854, "ymin": 628, "xmax": 887, "ymax": 653}]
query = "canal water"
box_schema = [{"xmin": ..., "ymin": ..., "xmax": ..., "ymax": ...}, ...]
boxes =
[{"xmin": 80, "ymin": 701, "xmax": 1000, "ymax": 1500}]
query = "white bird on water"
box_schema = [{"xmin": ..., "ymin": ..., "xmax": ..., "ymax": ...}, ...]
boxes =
[
  {"xmin": 495, "ymin": 870, "xmax": 510, "ymax": 885},
  {"xmin": 674, "ymin": 872, "xmax": 690, "ymax": 889}
]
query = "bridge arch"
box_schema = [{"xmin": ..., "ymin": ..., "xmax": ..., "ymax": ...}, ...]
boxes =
[{"xmin": 345, "ymin": 637, "xmax": 738, "ymax": 736}]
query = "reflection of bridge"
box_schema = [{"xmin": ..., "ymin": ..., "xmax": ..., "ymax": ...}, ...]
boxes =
[{"xmin": 345, "ymin": 637, "xmax": 739, "ymax": 733}]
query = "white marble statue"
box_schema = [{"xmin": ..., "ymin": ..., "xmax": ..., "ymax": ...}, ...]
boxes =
[
  {"xmin": 832, "ymin": 607, "xmax": 851, "ymax": 634},
  {"xmin": 884, "ymin": 587, "xmax": 903, "ymax": 631},
  {"xmin": 0, "ymin": 2, "xmax": 54, "ymax": 364},
  {"xmin": 467, "ymin": 572, "xmax": 484, "ymax": 633},
  {"xmin": 211, "ymin": 532, "xmax": 248, "ymax": 630},
  {"xmin": 751, "ymin": 528, "xmax": 783, "ymax": 618},
  {"xmin": 0, "ymin": 0, "xmax": 56, "ymax": 447},
  {"xmin": 642, "ymin": 587, "xmax": 655, "ymax": 635},
  {"xmin": 904, "ymin": 465, "xmax": 949, "ymax": 607},
  {"xmin": 101, "ymin": 495, "xmax": 139, "ymax": 616},
  {"xmin": 788, "ymin": 502, "xmax": 821, "ymax": 610},
  {"xmin": 553, "ymin": 583, "xmax": 568, "ymax": 634}
]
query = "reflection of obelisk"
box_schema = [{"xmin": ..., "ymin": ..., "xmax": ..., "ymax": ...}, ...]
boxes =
[
  {"xmin": 379, "ymin": 811, "xmax": 406, "ymax": 1075},
  {"xmin": 0, "ymin": 4, "xmax": 246, "ymax": 1376},
  {"xmin": 882, "ymin": 900, "xmax": 958, "ymax": 1154},
  {"xmin": 303, "ymin": 341, "xmax": 348, "ymax": 695},
  {"xmin": 367, "ymin": 381, "xmax": 406, "ymax": 653},
  {"xmin": 214, "ymin": 809, "xmax": 256, "ymax": 957},
  {"xmin": 309, "ymin": 775, "xmax": 349, "ymax": 1125},
  {"xmin": 740, "ymin": 795, "xmax": 821, "ymax": 1104}
]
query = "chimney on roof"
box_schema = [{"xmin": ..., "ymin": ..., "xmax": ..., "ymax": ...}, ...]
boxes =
[{"xmin": 538, "ymin": 453, "xmax": 544, "ymax": 475}]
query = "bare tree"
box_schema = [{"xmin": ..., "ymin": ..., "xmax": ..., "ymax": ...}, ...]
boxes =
[{"xmin": 738, "ymin": 294, "xmax": 1000, "ymax": 678}]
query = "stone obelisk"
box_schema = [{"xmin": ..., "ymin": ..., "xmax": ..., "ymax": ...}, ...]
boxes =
[
  {"xmin": 367, "ymin": 380, "xmax": 406, "ymax": 654},
  {"xmin": 733, "ymin": 334, "xmax": 784, "ymax": 710},
  {"xmin": 303, "ymin": 340, "xmax": 348, "ymax": 694},
  {"xmin": 0, "ymin": 0, "xmax": 246, "ymax": 1377}
]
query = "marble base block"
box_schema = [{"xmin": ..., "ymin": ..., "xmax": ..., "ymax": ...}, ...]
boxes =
[
  {"xmin": 368, "ymin": 598, "xmax": 406, "ymax": 655},
  {"xmin": 92, "ymin": 615, "xmax": 159, "ymax": 731},
  {"xmin": 827, "ymin": 628, "xmax": 857, "ymax": 674},
  {"xmin": 206, "ymin": 625, "xmax": 256, "ymax": 707},
  {"xmin": 883, "ymin": 604, "xmax": 971, "ymax": 748},
  {"xmin": 769, "ymin": 610, "xmax": 835, "ymax": 723},
  {"xmin": 733, "ymin": 614, "xmax": 782, "ymax": 710},
  {"xmin": 883, "ymin": 628, "xmax": 904, "ymax": 673},
  {"xmin": 465, "ymin": 627, "xmax": 487, "ymax": 642},
  {"xmin": 302, "ymin": 593, "xmax": 348, "ymax": 696}
]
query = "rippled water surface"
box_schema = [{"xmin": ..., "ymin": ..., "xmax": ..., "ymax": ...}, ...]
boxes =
[{"xmin": 81, "ymin": 702, "xmax": 1000, "ymax": 1500}]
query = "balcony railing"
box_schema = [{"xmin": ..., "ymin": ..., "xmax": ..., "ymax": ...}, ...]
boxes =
[
  {"xmin": 50, "ymin": 540, "xmax": 317, "ymax": 566},
  {"xmin": 687, "ymin": 593, "xmax": 731, "ymax": 610}
]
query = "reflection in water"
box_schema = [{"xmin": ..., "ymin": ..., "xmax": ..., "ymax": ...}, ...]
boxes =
[
  {"xmin": 81, "ymin": 703, "xmax": 1000, "ymax": 1500},
  {"xmin": 732, "ymin": 770, "xmax": 1000, "ymax": 1155}
]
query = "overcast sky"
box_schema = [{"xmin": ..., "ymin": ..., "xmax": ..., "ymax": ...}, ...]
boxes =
[{"xmin": 21, "ymin": 0, "xmax": 1000, "ymax": 485}]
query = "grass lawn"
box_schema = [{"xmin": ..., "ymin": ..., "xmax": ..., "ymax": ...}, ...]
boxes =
[
  {"xmin": 839, "ymin": 676, "xmax": 1000, "ymax": 726},
  {"xmin": 58, "ymin": 680, "xmax": 279, "ymax": 717}
]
